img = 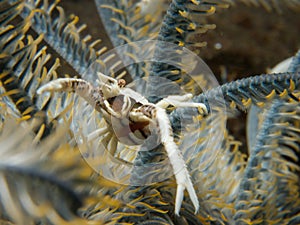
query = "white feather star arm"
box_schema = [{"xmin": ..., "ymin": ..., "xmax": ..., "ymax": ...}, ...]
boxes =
[{"xmin": 155, "ymin": 107, "xmax": 200, "ymax": 214}]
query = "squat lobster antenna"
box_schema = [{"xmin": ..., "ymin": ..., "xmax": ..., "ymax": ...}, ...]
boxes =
[
  {"xmin": 96, "ymin": 72, "xmax": 117, "ymax": 85},
  {"xmin": 96, "ymin": 72, "xmax": 126, "ymax": 99},
  {"xmin": 96, "ymin": 72, "xmax": 126, "ymax": 87}
]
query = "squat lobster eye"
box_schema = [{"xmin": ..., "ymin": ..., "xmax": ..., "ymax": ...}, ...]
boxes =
[{"xmin": 118, "ymin": 79, "xmax": 126, "ymax": 88}]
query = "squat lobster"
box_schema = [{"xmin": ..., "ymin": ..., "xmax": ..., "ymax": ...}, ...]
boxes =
[{"xmin": 37, "ymin": 73, "xmax": 208, "ymax": 215}]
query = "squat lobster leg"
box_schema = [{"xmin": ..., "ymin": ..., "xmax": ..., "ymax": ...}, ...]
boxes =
[
  {"xmin": 37, "ymin": 78, "xmax": 105, "ymax": 113},
  {"xmin": 156, "ymin": 93, "xmax": 208, "ymax": 114}
]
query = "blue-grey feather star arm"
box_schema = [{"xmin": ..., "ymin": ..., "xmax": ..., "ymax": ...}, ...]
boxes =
[
  {"xmin": 148, "ymin": 0, "xmax": 228, "ymax": 98},
  {"xmin": 11, "ymin": 0, "xmax": 107, "ymax": 77},
  {"xmin": 0, "ymin": 120, "xmax": 96, "ymax": 224},
  {"xmin": 170, "ymin": 72, "xmax": 300, "ymax": 130},
  {"xmin": 37, "ymin": 74, "xmax": 208, "ymax": 216},
  {"xmin": 0, "ymin": 1, "xmax": 76, "ymax": 138},
  {"xmin": 234, "ymin": 98, "xmax": 300, "ymax": 224}
]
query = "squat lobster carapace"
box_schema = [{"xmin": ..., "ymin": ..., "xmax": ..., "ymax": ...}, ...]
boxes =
[{"xmin": 37, "ymin": 72, "xmax": 208, "ymax": 215}]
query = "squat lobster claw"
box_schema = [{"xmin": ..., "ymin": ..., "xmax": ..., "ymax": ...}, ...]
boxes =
[{"xmin": 37, "ymin": 73, "xmax": 208, "ymax": 215}]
